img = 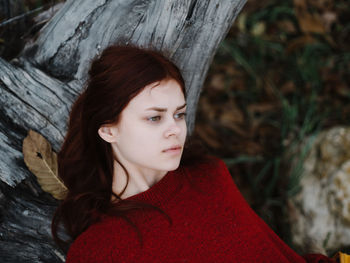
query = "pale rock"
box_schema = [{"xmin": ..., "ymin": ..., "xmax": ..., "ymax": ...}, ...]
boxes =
[{"xmin": 288, "ymin": 126, "xmax": 350, "ymax": 254}]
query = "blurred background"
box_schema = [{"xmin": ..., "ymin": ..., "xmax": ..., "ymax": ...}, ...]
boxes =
[
  {"xmin": 195, "ymin": 0, "xmax": 350, "ymax": 255},
  {"xmin": 1, "ymin": 0, "xmax": 349, "ymax": 256}
]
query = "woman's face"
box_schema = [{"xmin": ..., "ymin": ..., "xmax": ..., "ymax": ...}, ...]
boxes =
[{"xmin": 99, "ymin": 78, "xmax": 187, "ymax": 175}]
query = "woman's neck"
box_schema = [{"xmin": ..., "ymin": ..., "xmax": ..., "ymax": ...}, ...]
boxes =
[{"xmin": 111, "ymin": 160, "xmax": 167, "ymax": 199}]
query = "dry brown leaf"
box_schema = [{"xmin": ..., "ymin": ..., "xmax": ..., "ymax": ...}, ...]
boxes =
[
  {"xmin": 224, "ymin": 62, "xmax": 242, "ymax": 77},
  {"xmin": 210, "ymin": 74, "xmax": 226, "ymax": 91},
  {"xmin": 238, "ymin": 141, "xmax": 263, "ymax": 155},
  {"xmin": 293, "ymin": 0, "xmax": 307, "ymax": 9},
  {"xmin": 298, "ymin": 12, "xmax": 325, "ymax": 34},
  {"xmin": 195, "ymin": 125, "xmax": 221, "ymax": 149},
  {"xmin": 248, "ymin": 103, "xmax": 277, "ymax": 114},
  {"xmin": 278, "ymin": 20, "xmax": 297, "ymax": 34},
  {"xmin": 221, "ymin": 121, "xmax": 248, "ymax": 137},
  {"xmin": 308, "ymin": 0, "xmax": 333, "ymax": 10},
  {"xmin": 280, "ymin": 81, "xmax": 296, "ymax": 94},
  {"xmin": 286, "ymin": 35, "xmax": 316, "ymax": 53},
  {"xmin": 22, "ymin": 129, "xmax": 67, "ymax": 200},
  {"xmin": 332, "ymin": 251, "xmax": 350, "ymax": 263},
  {"xmin": 294, "ymin": 0, "xmax": 326, "ymax": 34},
  {"xmin": 220, "ymin": 104, "xmax": 244, "ymax": 124},
  {"xmin": 199, "ymin": 97, "xmax": 217, "ymax": 121}
]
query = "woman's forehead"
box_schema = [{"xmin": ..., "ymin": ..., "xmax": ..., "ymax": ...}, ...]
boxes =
[{"xmin": 127, "ymin": 80, "xmax": 185, "ymax": 110}]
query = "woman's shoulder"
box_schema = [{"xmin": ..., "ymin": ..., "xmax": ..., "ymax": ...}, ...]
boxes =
[
  {"xmin": 65, "ymin": 216, "xmax": 127, "ymax": 263},
  {"xmin": 183, "ymin": 155, "xmax": 230, "ymax": 178},
  {"xmin": 183, "ymin": 154, "xmax": 225, "ymax": 170},
  {"xmin": 181, "ymin": 155, "xmax": 236, "ymax": 190}
]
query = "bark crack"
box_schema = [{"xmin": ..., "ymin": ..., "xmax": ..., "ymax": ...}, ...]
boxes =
[
  {"xmin": 44, "ymin": 0, "xmax": 110, "ymax": 81},
  {"xmin": 0, "ymin": 79, "xmax": 64, "ymax": 139},
  {"xmin": 186, "ymin": 0, "xmax": 198, "ymax": 21}
]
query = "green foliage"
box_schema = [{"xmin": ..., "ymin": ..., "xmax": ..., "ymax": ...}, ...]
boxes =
[{"xmin": 206, "ymin": 0, "xmax": 350, "ymax": 247}]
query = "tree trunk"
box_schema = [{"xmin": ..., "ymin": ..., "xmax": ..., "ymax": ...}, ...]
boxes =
[{"xmin": 0, "ymin": 0, "xmax": 246, "ymax": 261}]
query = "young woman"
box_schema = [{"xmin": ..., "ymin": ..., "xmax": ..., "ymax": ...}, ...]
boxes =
[{"xmin": 52, "ymin": 45, "xmax": 335, "ymax": 262}]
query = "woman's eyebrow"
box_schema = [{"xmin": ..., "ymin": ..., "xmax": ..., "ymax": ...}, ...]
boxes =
[{"xmin": 145, "ymin": 103, "xmax": 187, "ymax": 112}]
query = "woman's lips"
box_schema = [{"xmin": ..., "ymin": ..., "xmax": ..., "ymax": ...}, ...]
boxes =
[{"xmin": 163, "ymin": 146, "xmax": 182, "ymax": 154}]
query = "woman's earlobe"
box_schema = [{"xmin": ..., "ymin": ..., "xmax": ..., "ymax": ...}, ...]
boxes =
[{"xmin": 98, "ymin": 125, "xmax": 117, "ymax": 143}]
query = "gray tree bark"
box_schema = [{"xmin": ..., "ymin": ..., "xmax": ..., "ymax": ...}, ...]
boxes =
[{"xmin": 0, "ymin": 0, "xmax": 246, "ymax": 261}]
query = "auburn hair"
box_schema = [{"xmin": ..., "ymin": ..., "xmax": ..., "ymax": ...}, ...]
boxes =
[{"xmin": 51, "ymin": 44, "xmax": 208, "ymax": 250}]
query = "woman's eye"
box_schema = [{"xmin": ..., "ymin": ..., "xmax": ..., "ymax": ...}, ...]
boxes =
[
  {"xmin": 175, "ymin": 112, "xmax": 187, "ymax": 119},
  {"xmin": 148, "ymin": 116, "xmax": 161, "ymax": 122},
  {"xmin": 148, "ymin": 112, "xmax": 186, "ymax": 123}
]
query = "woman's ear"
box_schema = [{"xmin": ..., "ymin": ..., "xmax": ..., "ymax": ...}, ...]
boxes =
[{"xmin": 98, "ymin": 125, "xmax": 118, "ymax": 143}]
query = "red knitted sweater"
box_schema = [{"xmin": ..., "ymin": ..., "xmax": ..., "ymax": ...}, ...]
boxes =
[{"xmin": 66, "ymin": 156, "xmax": 334, "ymax": 263}]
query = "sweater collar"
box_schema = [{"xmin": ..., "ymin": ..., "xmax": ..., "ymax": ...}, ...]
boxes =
[{"xmin": 122, "ymin": 166, "xmax": 185, "ymax": 207}]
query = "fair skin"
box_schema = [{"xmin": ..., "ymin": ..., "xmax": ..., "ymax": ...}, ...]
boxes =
[{"xmin": 98, "ymin": 78, "xmax": 187, "ymax": 199}]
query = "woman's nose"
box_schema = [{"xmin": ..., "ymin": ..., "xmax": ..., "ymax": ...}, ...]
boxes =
[{"xmin": 165, "ymin": 120, "xmax": 182, "ymax": 137}]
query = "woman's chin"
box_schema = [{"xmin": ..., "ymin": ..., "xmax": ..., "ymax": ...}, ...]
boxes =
[{"xmin": 162, "ymin": 159, "xmax": 181, "ymax": 171}]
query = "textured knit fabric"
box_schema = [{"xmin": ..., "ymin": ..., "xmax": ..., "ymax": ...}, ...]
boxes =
[{"xmin": 66, "ymin": 156, "xmax": 334, "ymax": 263}]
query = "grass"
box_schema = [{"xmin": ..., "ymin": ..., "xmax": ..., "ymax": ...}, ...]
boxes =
[{"xmin": 196, "ymin": 0, "xmax": 350, "ymax": 251}]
